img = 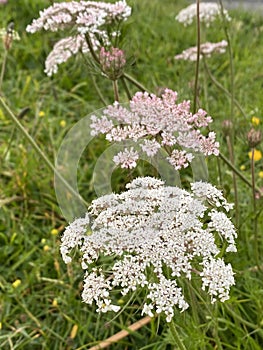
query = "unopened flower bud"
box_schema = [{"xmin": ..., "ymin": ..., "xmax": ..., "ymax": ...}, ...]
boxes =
[
  {"xmin": 247, "ymin": 128, "xmax": 262, "ymax": 148},
  {"xmin": 99, "ymin": 47, "xmax": 126, "ymax": 80},
  {"xmin": 0, "ymin": 22, "xmax": 20, "ymax": 51}
]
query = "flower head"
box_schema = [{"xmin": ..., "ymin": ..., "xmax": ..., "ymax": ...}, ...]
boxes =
[
  {"xmin": 175, "ymin": 40, "xmax": 228, "ymax": 62},
  {"xmin": 176, "ymin": 2, "xmax": 231, "ymax": 27},
  {"xmin": 26, "ymin": 1, "xmax": 131, "ymax": 75},
  {"xmin": 61, "ymin": 177, "xmax": 236, "ymax": 322},
  {"xmin": 90, "ymin": 89, "xmax": 219, "ymax": 170}
]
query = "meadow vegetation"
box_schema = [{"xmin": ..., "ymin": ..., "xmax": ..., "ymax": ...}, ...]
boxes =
[{"xmin": 0, "ymin": 0, "xmax": 263, "ymax": 349}]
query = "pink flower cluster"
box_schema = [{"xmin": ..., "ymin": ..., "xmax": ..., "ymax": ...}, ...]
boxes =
[
  {"xmin": 175, "ymin": 40, "xmax": 228, "ymax": 62},
  {"xmin": 99, "ymin": 47, "xmax": 126, "ymax": 80},
  {"xmin": 90, "ymin": 89, "xmax": 219, "ymax": 170},
  {"xmin": 26, "ymin": 1, "xmax": 131, "ymax": 34},
  {"xmin": 26, "ymin": 1, "xmax": 131, "ymax": 76}
]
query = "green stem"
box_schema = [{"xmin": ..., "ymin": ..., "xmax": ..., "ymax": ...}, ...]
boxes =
[
  {"xmin": 123, "ymin": 73, "xmax": 149, "ymax": 92},
  {"xmin": 113, "ymin": 80, "xmax": 119, "ymax": 102},
  {"xmin": 0, "ymin": 49, "xmax": 8, "ymax": 94},
  {"xmin": 0, "ymin": 97, "xmax": 89, "ymax": 208},
  {"xmin": 203, "ymin": 59, "xmax": 247, "ymax": 120},
  {"xmin": 226, "ymin": 135, "xmax": 239, "ymax": 226},
  {"xmin": 169, "ymin": 320, "xmax": 186, "ymax": 350},
  {"xmin": 90, "ymin": 74, "xmax": 108, "ymax": 106},
  {"xmin": 219, "ymin": 153, "xmax": 252, "ymax": 188},
  {"xmin": 85, "ymin": 33, "xmax": 100, "ymax": 64},
  {"xmin": 250, "ymin": 148, "xmax": 260, "ymax": 268},
  {"xmin": 120, "ymin": 75, "xmax": 132, "ymax": 100},
  {"xmin": 193, "ymin": 0, "xmax": 201, "ymax": 113}
]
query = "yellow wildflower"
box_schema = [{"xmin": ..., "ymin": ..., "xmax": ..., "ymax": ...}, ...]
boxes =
[
  {"xmin": 240, "ymin": 165, "xmax": 246, "ymax": 171},
  {"xmin": 60, "ymin": 120, "xmax": 66, "ymax": 128},
  {"xmin": 39, "ymin": 111, "xmax": 45, "ymax": 117},
  {"xmin": 43, "ymin": 245, "xmax": 50, "ymax": 252},
  {"xmin": 248, "ymin": 149, "xmax": 262, "ymax": 161},
  {"xmin": 52, "ymin": 298, "xmax": 58, "ymax": 307},
  {"xmin": 51, "ymin": 228, "xmax": 59, "ymax": 236},
  {"xmin": 259, "ymin": 171, "xmax": 263, "ymax": 179},
  {"xmin": 70, "ymin": 325, "xmax": 78, "ymax": 339},
  {"xmin": 12, "ymin": 279, "xmax": 21, "ymax": 288},
  {"xmin": 251, "ymin": 116, "xmax": 260, "ymax": 126}
]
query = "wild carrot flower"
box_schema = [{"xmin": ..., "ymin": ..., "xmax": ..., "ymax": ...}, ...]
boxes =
[
  {"xmin": 113, "ymin": 147, "xmax": 139, "ymax": 169},
  {"xmin": 175, "ymin": 2, "xmax": 231, "ymax": 27},
  {"xmin": 90, "ymin": 89, "xmax": 219, "ymax": 170},
  {"xmin": 60, "ymin": 177, "xmax": 236, "ymax": 322},
  {"xmin": 175, "ymin": 40, "xmax": 228, "ymax": 61},
  {"xmin": 26, "ymin": 1, "xmax": 131, "ymax": 76}
]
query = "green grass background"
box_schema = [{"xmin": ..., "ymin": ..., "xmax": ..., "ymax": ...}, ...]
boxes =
[{"xmin": 0, "ymin": 0, "xmax": 263, "ymax": 349}]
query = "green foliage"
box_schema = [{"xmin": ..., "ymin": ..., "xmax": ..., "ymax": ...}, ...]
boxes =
[{"xmin": 0, "ymin": 0, "xmax": 263, "ymax": 349}]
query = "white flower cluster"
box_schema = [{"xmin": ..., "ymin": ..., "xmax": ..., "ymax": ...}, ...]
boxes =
[
  {"xmin": 176, "ymin": 2, "xmax": 231, "ymax": 27},
  {"xmin": 175, "ymin": 40, "xmax": 228, "ymax": 62},
  {"xmin": 26, "ymin": 1, "xmax": 131, "ymax": 75},
  {"xmin": 61, "ymin": 177, "xmax": 237, "ymax": 322}
]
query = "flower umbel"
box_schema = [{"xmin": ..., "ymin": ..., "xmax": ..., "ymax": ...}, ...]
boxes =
[
  {"xmin": 26, "ymin": 1, "xmax": 131, "ymax": 76},
  {"xmin": 175, "ymin": 40, "xmax": 228, "ymax": 62},
  {"xmin": 60, "ymin": 177, "xmax": 236, "ymax": 322},
  {"xmin": 90, "ymin": 89, "xmax": 219, "ymax": 170},
  {"xmin": 175, "ymin": 2, "xmax": 231, "ymax": 27}
]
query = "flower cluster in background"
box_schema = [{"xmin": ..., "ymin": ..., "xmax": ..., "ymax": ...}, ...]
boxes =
[
  {"xmin": 26, "ymin": 0, "xmax": 131, "ymax": 76},
  {"xmin": 61, "ymin": 177, "xmax": 236, "ymax": 322},
  {"xmin": 175, "ymin": 40, "xmax": 228, "ymax": 61},
  {"xmin": 90, "ymin": 89, "xmax": 219, "ymax": 169},
  {"xmin": 175, "ymin": 2, "xmax": 231, "ymax": 27}
]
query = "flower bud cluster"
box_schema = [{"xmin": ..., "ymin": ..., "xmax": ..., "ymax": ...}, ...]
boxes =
[
  {"xmin": 61, "ymin": 177, "xmax": 236, "ymax": 322},
  {"xmin": 99, "ymin": 47, "xmax": 126, "ymax": 80}
]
